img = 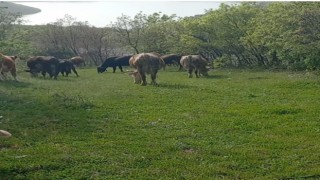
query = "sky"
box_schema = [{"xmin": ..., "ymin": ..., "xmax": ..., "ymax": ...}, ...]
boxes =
[{"xmin": 12, "ymin": 1, "xmax": 227, "ymax": 27}]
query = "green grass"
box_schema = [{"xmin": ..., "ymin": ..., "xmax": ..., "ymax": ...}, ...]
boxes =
[{"xmin": 1, "ymin": 67, "xmax": 320, "ymax": 179}]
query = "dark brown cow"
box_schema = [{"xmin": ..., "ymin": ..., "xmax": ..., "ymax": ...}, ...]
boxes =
[
  {"xmin": 129, "ymin": 53, "xmax": 165, "ymax": 86},
  {"xmin": 0, "ymin": 53, "xmax": 17, "ymax": 81},
  {"xmin": 97, "ymin": 55, "xmax": 131, "ymax": 73},
  {"xmin": 161, "ymin": 54, "xmax": 182, "ymax": 71},
  {"xmin": 59, "ymin": 59, "xmax": 79, "ymax": 77},
  {"xmin": 26, "ymin": 56, "xmax": 60, "ymax": 80},
  {"xmin": 70, "ymin": 56, "xmax": 85, "ymax": 66},
  {"xmin": 180, "ymin": 55, "xmax": 210, "ymax": 78}
]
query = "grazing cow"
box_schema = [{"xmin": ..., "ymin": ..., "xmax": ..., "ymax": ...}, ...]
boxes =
[
  {"xmin": 180, "ymin": 55, "xmax": 210, "ymax": 78},
  {"xmin": 59, "ymin": 59, "xmax": 79, "ymax": 77},
  {"xmin": 97, "ymin": 55, "xmax": 131, "ymax": 73},
  {"xmin": 26, "ymin": 56, "xmax": 60, "ymax": 80},
  {"xmin": 0, "ymin": 53, "xmax": 17, "ymax": 81},
  {"xmin": 161, "ymin": 54, "xmax": 182, "ymax": 71},
  {"xmin": 70, "ymin": 56, "xmax": 85, "ymax": 66},
  {"xmin": 129, "ymin": 53, "xmax": 165, "ymax": 86}
]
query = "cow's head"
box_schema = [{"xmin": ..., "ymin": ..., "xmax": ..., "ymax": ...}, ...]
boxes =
[
  {"xmin": 25, "ymin": 69, "xmax": 39, "ymax": 77},
  {"xmin": 97, "ymin": 67, "xmax": 106, "ymax": 73},
  {"xmin": 128, "ymin": 71, "xmax": 142, "ymax": 84},
  {"xmin": 10, "ymin": 56, "xmax": 18, "ymax": 61},
  {"xmin": 26, "ymin": 63, "xmax": 43, "ymax": 77},
  {"xmin": 199, "ymin": 66, "xmax": 211, "ymax": 77}
]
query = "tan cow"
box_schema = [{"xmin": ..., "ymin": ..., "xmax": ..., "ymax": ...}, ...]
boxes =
[
  {"xmin": 0, "ymin": 53, "xmax": 17, "ymax": 81},
  {"xmin": 129, "ymin": 53, "xmax": 165, "ymax": 86},
  {"xmin": 180, "ymin": 55, "xmax": 210, "ymax": 78},
  {"xmin": 70, "ymin": 56, "xmax": 85, "ymax": 66}
]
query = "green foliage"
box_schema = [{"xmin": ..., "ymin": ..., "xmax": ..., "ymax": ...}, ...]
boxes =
[
  {"xmin": 2, "ymin": 2, "xmax": 320, "ymax": 70},
  {"xmin": 1, "ymin": 68, "xmax": 320, "ymax": 178},
  {"xmin": 244, "ymin": 2, "xmax": 320, "ymax": 69},
  {"xmin": 0, "ymin": 9, "xmax": 39, "ymax": 57},
  {"xmin": 113, "ymin": 12, "xmax": 181, "ymax": 54}
]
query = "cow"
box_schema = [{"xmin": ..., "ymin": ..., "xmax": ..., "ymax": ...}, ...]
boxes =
[
  {"xmin": 70, "ymin": 56, "xmax": 85, "ymax": 66},
  {"xmin": 26, "ymin": 56, "xmax": 60, "ymax": 80},
  {"xmin": 0, "ymin": 53, "xmax": 17, "ymax": 81},
  {"xmin": 129, "ymin": 53, "xmax": 165, "ymax": 86},
  {"xmin": 59, "ymin": 59, "xmax": 79, "ymax": 77},
  {"xmin": 97, "ymin": 55, "xmax": 131, "ymax": 73},
  {"xmin": 180, "ymin": 55, "xmax": 211, "ymax": 78},
  {"xmin": 161, "ymin": 54, "xmax": 182, "ymax": 71}
]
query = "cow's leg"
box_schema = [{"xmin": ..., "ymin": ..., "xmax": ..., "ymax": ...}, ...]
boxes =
[
  {"xmin": 112, "ymin": 66, "xmax": 116, "ymax": 73},
  {"xmin": 10, "ymin": 69, "xmax": 17, "ymax": 81},
  {"xmin": 1, "ymin": 71, "xmax": 7, "ymax": 80},
  {"xmin": 188, "ymin": 69, "xmax": 193, "ymax": 78},
  {"xmin": 53, "ymin": 72, "xmax": 58, "ymax": 80},
  {"xmin": 0, "ymin": 71, "xmax": 4, "ymax": 81},
  {"xmin": 138, "ymin": 70, "xmax": 147, "ymax": 86},
  {"xmin": 53, "ymin": 67, "xmax": 59, "ymax": 80},
  {"xmin": 195, "ymin": 69, "xmax": 199, "ymax": 78},
  {"xmin": 119, "ymin": 65, "xmax": 123, "ymax": 72},
  {"xmin": 41, "ymin": 71, "xmax": 46, "ymax": 78},
  {"xmin": 71, "ymin": 66, "xmax": 79, "ymax": 77},
  {"xmin": 150, "ymin": 71, "xmax": 158, "ymax": 85}
]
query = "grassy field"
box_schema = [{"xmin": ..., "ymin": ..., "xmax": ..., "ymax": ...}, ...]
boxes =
[{"xmin": 1, "ymin": 67, "xmax": 320, "ymax": 179}]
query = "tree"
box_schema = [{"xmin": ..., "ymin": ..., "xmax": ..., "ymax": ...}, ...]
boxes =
[
  {"xmin": 113, "ymin": 12, "xmax": 146, "ymax": 54},
  {"xmin": 141, "ymin": 12, "xmax": 181, "ymax": 54},
  {"xmin": 0, "ymin": 7, "xmax": 38, "ymax": 58},
  {"xmin": 244, "ymin": 2, "xmax": 320, "ymax": 70},
  {"xmin": 0, "ymin": 7, "xmax": 22, "ymax": 41},
  {"xmin": 33, "ymin": 15, "xmax": 123, "ymax": 65}
]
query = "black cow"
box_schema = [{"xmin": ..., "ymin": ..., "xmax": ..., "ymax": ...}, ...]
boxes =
[
  {"xmin": 161, "ymin": 54, "xmax": 183, "ymax": 71},
  {"xmin": 26, "ymin": 56, "xmax": 60, "ymax": 79},
  {"xmin": 59, "ymin": 59, "xmax": 79, "ymax": 77},
  {"xmin": 97, "ymin": 55, "xmax": 131, "ymax": 73}
]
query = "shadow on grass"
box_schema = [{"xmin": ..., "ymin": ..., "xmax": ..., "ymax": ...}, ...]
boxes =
[
  {"xmin": 0, "ymin": 164, "xmax": 62, "ymax": 178},
  {"xmin": 204, "ymin": 74, "xmax": 229, "ymax": 79},
  {"xmin": 55, "ymin": 76, "xmax": 79, "ymax": 82},
  {"xmin": 29, "ymin": 76, "xmax": 78, "ymax": 82},
  {"xmin": 0, "ymin": 80, "xmax": 32, "ymax": 88},
  {"xmin": 157, "ymin": 83, "xmax": 194, "ymax": 89},
  {"xmin": 248, "ymin": 76, "xmax": 269, "ymax": 80}
]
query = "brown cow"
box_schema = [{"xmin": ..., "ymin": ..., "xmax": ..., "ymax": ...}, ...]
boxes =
[
  {"xmin": 70, "ymin": 56, "xmax": 85, "ymax": 66},
  {"xmin": 129, "ymin": 53, "xmax": 165, "ymax": 86},
  {"xmin": 0, "ymin": 53, "xmax": 17, "ymax": 81},
  {"xmin": 180, "ymin": 55, "xmax": 210, "ymax": 78}
]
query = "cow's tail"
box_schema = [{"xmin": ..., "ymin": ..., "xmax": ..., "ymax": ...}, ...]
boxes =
[
  {"xmin": 187, "ymin": 55, "xmax": 193, "ymax": 64},
  {"xmin": 159, "ymin": 57, "xmax": 166, "ymax": 70}
]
